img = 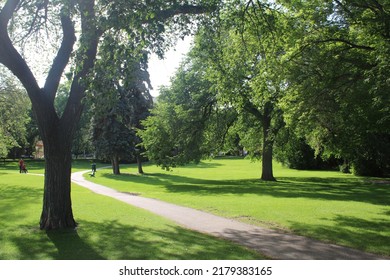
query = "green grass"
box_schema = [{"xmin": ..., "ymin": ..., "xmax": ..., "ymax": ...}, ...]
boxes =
[
  {"xmin": 0, "ymin": 160, "xmax": 263, "ymax": 260},
  {"xmin": 86, "ymin": 157, "xmax": 390, "ymax": 257}
]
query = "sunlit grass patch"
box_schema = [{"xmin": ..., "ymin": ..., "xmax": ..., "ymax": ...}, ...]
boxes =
[
  {"xmin": 0, "ymin": 167, "xmax": 263, "ymax": 260},
  {"xmin": 88, "ymin": 157, "xmax": 390, "ymax": 257}
]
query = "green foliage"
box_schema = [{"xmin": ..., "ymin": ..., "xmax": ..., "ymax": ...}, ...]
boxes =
[
  {"xmin": 280, "ymin": 0, "xmax": 390, "ymax": 177},
  {"xmin": 90, "ymin": 34, "xmax": 153, "ymax": 166},
  {"xmin": 54, "ymin": 82, "xmax": 94, "ymax": 158},
  {"xmin": 0, "ymin": 71, "xmax": 31, "ymax": 157},
  {"xmin": 138, "ymin": 48, "xmax": 240, "ymax": 170},
  {"xmin": 274, "ymin": 128, "xmax": 340, "ymax": 170}
]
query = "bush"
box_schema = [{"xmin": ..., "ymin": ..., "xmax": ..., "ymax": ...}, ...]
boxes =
[
  {"xmin": 339, "ymin": 163, "xmax": 351, "ymax": 174},
  {"xmin": 351, "ymin": 158, "xmax": 385, "ymax": 177},
  {"xmin": 275, "ymin": 130, "xmax": 339, "ymax": 170}
]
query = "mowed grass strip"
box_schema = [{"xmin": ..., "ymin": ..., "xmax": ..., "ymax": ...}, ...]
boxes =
[
  {"xmin": 87, "ymin": 158, "xmax": 390, "ymax": 257},
  {"xmin": 0, "ymin": 165, "xmax": 263, "ymax": 260}
]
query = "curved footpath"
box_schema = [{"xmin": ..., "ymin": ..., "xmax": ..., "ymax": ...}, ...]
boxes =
[{"xmin": 71, "ymin": 170, "xmax": 385, "ymax": 260}]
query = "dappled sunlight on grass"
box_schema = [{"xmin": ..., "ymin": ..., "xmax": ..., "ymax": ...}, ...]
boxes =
[
  {"xmin": 1, "ymin": 158, "xmax": 389, "ymax": 258},
  {"xmin": 0, "ymin": 168, "xmax": 263, "ymax": 260},
  {"xmin": 87, "ymin": 158, "xmax": 390, "ymax": 256},
  {"xmin": 289, "ymin": 215, "xmax": 390, "ymax": 257}
]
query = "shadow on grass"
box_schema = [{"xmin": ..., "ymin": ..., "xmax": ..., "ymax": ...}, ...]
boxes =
[
  {"xmin": 0, "ymin": 168, "xmax": 262, "ymax": 260},
  {"xmin": 101, "ymin": 171, "xmax": 390, "ymax": 206},
  {"xmin": 289, "ymin": 215, "xmax": 390, "ymax": 257},
  {"xmin": 7, "ymin": 220, "xmax": 262, "ymax": 260},
  {"xmin": 0, "ymin": 185, "xmax": 43, "ymax": 225},
  {"xmin": 46, "ymin": 229, "xmax": 105, "ymax": 260}
]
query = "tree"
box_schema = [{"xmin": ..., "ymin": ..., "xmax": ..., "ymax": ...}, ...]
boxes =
[
  {"xmin": 0, "ymin": 0, "xmax": 218, "ymax": 230},
  {"xmin": 54, "ymin": 82, "xmax": 94, "ymax": 159},
  {"xmin": 139, "ymin": 53, "xmax": 230, "ymax": 170},
  {"xmin": 90, "ymin": 36, "xmax": 153, "ymax": 175},
  {"xmin": 280, "ymin": 0, "xmax": 390, "ymax": 176},
  {"xmin": 0, "ymin": 69, "xmax": 31, "ymax": 158},
  {"xmin": 193, "ymin": 0, "xmax": 289, "ymax": 181}
]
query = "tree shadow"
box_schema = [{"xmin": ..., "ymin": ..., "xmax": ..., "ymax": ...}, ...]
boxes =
[
  {"xmin": 6, "ymin": 220, "xmax": 263, "ymax": 260},
  {"xmin": 288, "ymin": 214, "xmax": 390, "ymax": 257},
  {"xmin": 46, "ymin": 229, "xmax": 105, "ymax": 260},
  {"xmin": 179, "ymin": 161, "xmax": 224, "ymax": 169},
  {"xmin": 101, "ymin": 170, "xmax": 390, "ymax": 206},
  {"xmin": 0, "ymin": 172, "xmax": 262, "ymax": 260},
  {"xmin": 0, "ymin": 184, "xmax": 43, "ymax": 226},
  {"xmin": 75, "ymin": 220, "xmax": 262, "ymax": 260}
]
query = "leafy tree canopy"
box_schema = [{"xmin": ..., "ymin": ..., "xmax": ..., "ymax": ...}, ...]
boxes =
[{"xmin": 0, "ymin": 68, "xmax": 31, "ymax": 157}]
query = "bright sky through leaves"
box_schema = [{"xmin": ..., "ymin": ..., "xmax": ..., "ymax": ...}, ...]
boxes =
[{"xmin": 148, "ymin": 36, "xmax": 192, "ymax": 97}]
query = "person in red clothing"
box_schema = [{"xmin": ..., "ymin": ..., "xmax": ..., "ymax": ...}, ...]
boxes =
[
  {"xmin": 18, "ymin": 158, "xmax": 24, "ymax": 173},
  {"xmin": 21, "ymin": 162, "xmax": 28, "ymax": 173}
]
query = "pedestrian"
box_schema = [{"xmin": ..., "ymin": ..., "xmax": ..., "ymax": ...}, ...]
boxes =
[
  {"xmin": 91, "ymin": 162, "xmax": 97, "ymax": 177},
  {"xmin": 21, "ymin": 162, "xmax": 28, "ymax": 173},
  {"xmin": 18, "ymin": 158, "xmax": 24, "ymax": 173}
]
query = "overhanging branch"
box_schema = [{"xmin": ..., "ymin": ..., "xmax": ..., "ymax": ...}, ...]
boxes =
[
  {"xmin": 0, "ymin": 0, "xmax": 40, "ymax": 99},
  {"xmin": 313, "ymin": 38, "xmax": 375, "ymax": 51},
  {"xmin": 0, "ymin": 0, "xmax": 20, "ymax": 30},
  {"xmin": 44, "ymin": 15, "xmax": 76, "ymax": 101}
]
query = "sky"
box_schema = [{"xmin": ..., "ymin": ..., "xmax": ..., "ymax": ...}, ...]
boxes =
[
  {"xmin": 148, "ymin": 36, "xmax": 193, "ymax": 97},
  {"xmin": 16, "ymin": 33, "xmax": 193, "ymax": 97}
]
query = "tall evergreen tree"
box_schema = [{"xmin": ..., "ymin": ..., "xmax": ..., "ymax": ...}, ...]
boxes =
[{"xmin": 90, "ymin": 36, "xmax": 153, "ymax": 175}]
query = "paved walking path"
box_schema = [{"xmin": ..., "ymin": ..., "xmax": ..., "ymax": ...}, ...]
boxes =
[{"xmin": 71, "ymin": 170, "xmax": 385, "ymax": 260}]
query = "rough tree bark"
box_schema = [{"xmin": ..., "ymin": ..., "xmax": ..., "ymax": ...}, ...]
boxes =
[{"xmin": 40, "ymin": 134, "xmax": 76, "ymax": 229}]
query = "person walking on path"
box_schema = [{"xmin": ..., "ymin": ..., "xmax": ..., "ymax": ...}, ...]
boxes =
[
  {"xmin": 18, "ymin": 158, "xmax": 24, "ymax": 173},
  {"xmin": 91, "ymin": 162, "xmax": 97, "ymax": 177}
]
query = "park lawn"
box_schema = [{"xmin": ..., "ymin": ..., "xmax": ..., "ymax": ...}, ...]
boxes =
[
  {"xmin": 87, "ymin": 158, "xmax": 390, "ymax": 257},
  {"xmin": 0, "ymin": 164, "xmax": 263, "ymax": 260}
]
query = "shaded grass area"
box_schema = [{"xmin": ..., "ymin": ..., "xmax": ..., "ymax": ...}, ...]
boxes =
[
  {"xmin": 0, "ymin": 166, "xmax": 263, "ymax": 260},
  {"xmin": 87, "ymin": 158, "xmax": 390, "ymax": 257}
]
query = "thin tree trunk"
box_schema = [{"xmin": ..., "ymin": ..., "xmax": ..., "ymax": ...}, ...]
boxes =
[
  {"xmin": 261, "ymin": 106, "xmax": 276, "ymax": 181},
  {"xmin": 136, "ymin": 154, "xmax": 144, "ymax": 174}
]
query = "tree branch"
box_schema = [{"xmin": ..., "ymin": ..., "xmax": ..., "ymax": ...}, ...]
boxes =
[
  {"xmin": 312, "ymin": 38, "xmax": 375, "ymax": 51},
  {"xmin": 0, "ymin": 0, "xmax": 19, "ymax": 30},
  {"xmin": 243, "ymin": 98, "xmax": 263, "ymax": 120},
  {"xmin": 0, "ymin": 0, "xmax": 40, "ymax": 100},
  {"xmin": 44, "ymin": 15, "xmax": 76, "ymax": 101},
  {"xmin": 61, "ymin": 0, "xmax": 99, "ymax": 129}
]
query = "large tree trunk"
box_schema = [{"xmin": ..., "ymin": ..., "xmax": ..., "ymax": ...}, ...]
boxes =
[
  {"xmin": 112, "ymin": 155, "xmax": 120, "ymax": 175},
  {"xmin": 39, "ymin": 110, "xmax": 78, "ymax": 230},
  {"xmin": 40, "ymin": 146, "xmax": 76, "ymax": 230},
  {"xmin": 261, "ymin": 139, "xmax": 275, "ymax": 181},
  {"xmin": 261, "ymin": 105, "xmax": 276, "ymax": 181}
]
